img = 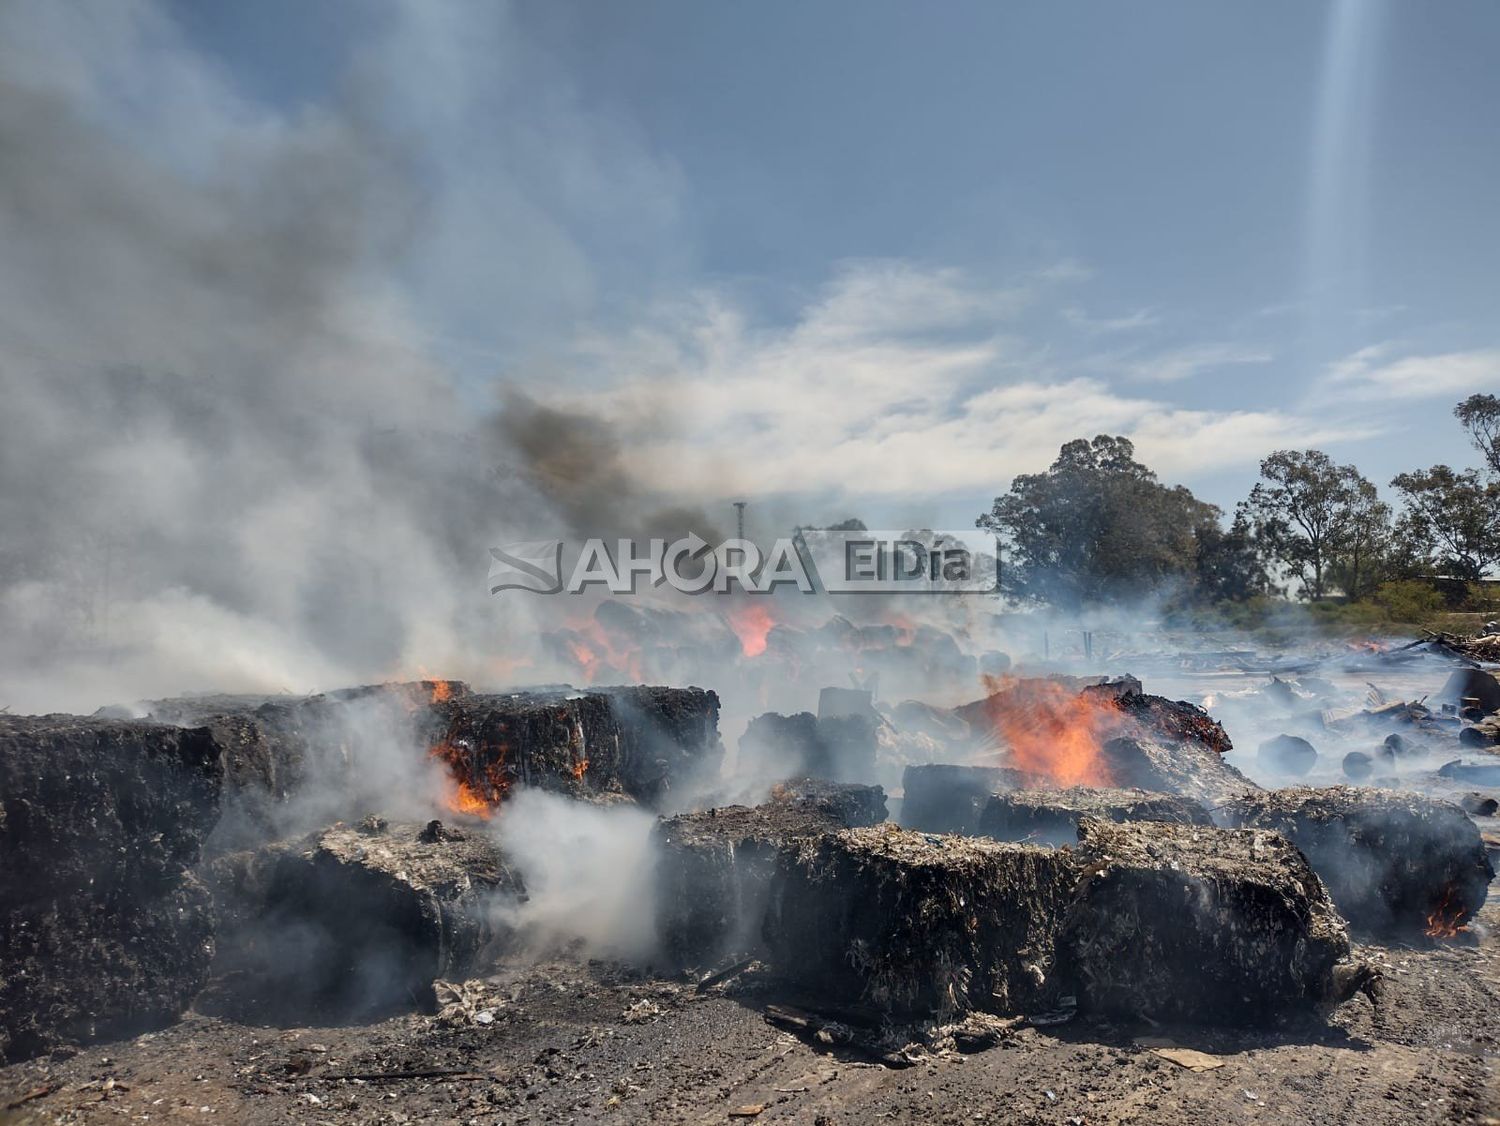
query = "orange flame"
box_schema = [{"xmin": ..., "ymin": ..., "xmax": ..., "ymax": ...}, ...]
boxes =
[
  {"xmin": 427, "ymin": 679, "xmax": 456, "ymax": 704},
  {"xmin": 428, "ymin": 737, "xmax": 507, "ymax": 820},
  {"xmin": 726, "ymin": 603, "xmax": 776, "ymax": 657},
  {"xmin": 1426, "ymin": 886, "xmax": 1467, "ymax": 939},
  {"xmin": 562, "ymin": 618, "xmax": 644, "ymax": 683},
  {"xmin": 976, "ymin": 676, "xmax": 1121, "ymax": 787}
]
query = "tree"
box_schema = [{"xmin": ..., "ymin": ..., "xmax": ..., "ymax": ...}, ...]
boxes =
[
  {"xmin": 1455, "ymin": 394, "xmax": 1500, "ymax": 477},
  {"xmin": 977, "ymin": 435, "xmax": 1231, "ymax": 609},
  {"xmin": 1389, "ymin": 465, "xmax": 1500, "ymax": 581},
  {"xmin": 1327, "ymin": 476, "xmax": 1393, "ymax": 601},
  {"xmin": 1242, "ymin": 450, "xmax": 1385, "ymax": 600}
]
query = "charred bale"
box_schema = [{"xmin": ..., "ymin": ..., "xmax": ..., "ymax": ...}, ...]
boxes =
[
  {"xmin": 653, "ymin": 802, "xmax": 852, "ymax": 969},
  {"xmin": 770, "ymin": 777, "xmax": 888, "ymax": 827},
  {"xmin": 0, "ymin": 716, "xmax": 223, "ymax": 1061},
  {"xmin": 1062, "ymin": 819, "xmax": 1368, "ymax": 1026},
  {"xmin": 899, "ymin": 763, "xmax": 1034, "ymax": 833},
  {"xmin": 1081, "ymin": 678, "xmax": 1235, "ymax": 756},
  {"xmin": 764, "ymin": 825, "xmax": 1081, "ymax": 1018},
  {"xmin": 1099, "ymin": 735, "xmax": 1259, "ymax": 808},
  {"xmin": 978, "ymin": 786, "xmax": 1212, "ymax": 847},
  {"xmin": 429, "ymin": 686, "xmax": 723, "ymax": 812},
  {"xmin": 201, "ymin": 819, "xmax": 522, "ymax": 1022},
  {"xmin": 1223, "ymin": 787, "xmax": 1494, "ymax": 935}
]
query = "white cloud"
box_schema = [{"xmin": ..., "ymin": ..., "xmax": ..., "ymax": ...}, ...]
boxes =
[
  {"xmin": 535, "ymin": 264, "xmax": 1372, "ymax": 501},
  {"xmin": 1125, "ymin": 343, "xmax": 1273, "ymax": 383},
  {"xmin": 1321, "ymin": 344, "xmax": 1500, "ymax": 401}
]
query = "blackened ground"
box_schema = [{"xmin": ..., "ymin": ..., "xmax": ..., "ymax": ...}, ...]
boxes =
[{"xmin": 4, "ymin": 886, "xmax": 1496, "ymax": 1124}]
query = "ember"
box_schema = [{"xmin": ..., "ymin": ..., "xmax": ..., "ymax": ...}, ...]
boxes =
[{"xmin": 1426, "ymin": 886, "xmax": 1468, "ymax": 939}]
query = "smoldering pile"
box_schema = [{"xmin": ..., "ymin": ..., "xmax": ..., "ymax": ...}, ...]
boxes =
[{"xmin": 0, "ymin": 667, "xmax": 1490, "ymax": 1065}]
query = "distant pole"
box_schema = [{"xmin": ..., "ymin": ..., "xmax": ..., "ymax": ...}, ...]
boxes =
[{"xmin": 733, "ymin": 500, "xmax": 747, "ymax": 544}]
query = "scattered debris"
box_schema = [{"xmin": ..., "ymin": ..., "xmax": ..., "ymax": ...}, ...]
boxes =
[{"xmin": 1152, "ymin": 1047, "xmax": 1225, "ymax": 1071}]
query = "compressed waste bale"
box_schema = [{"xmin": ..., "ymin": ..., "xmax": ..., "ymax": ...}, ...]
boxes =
[
  {"xmin": 202, "ymin": 819, "xmax": 523, "ymax": 1022},
  {"xmin": 653, "ymin": 801, "xmax": 852, "ymax": 969},
  {"xmin": 427, "ymin": 686, "xmax": 724, "ymax": 815},
  {"xmin": 1258, "ymin": 734, "xmax": 1319, "ymax": 776},
  {"xmin": 1223, "ymin": 787, "xmax": 1494, "ymax": 935},
  {"xmin": 1062, "ymin": 819, "xmax": 1372, "ymax": 1026},
  {"xmin": 899, "ymin": 763, "xmax": 1032, "ymax": 833},
  {"xmin": 1098, "ymin": 736, "xmax": 1258, "ymax": 808},
  {"xmin": 770, "ymin": 777, "xmax": 888, "ymax": 827},
  {"xmin": 740, "ymin": 711, "xmax": 878, "ymax": 783},
  {"xmin": 977, "ymin": 786, "xmax": 1212, "ymax": 847},
  {"xmin": 765, "ymin": 825, "xmax": 1081, "ymax": 1018},
  {"xmin": 1459, "ymin": 793, "xmax": 1498, "ymax": 817},
  {"xmin": 0, "ymin": 716, "xmax": 224, "ymax": 1061},
  {"xmin": 1342, "ymin": 751, "xmax": 1374, "ymax": 782}
]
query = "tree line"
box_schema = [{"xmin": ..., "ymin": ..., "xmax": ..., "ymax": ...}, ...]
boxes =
[{"xmin": 976, "ymin": 394, "xmax": 1500, "ymax": 611}]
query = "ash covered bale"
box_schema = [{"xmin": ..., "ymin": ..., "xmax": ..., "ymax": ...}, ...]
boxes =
[
  {"xmin": 899, "ymin": 763, "xmax": 1033, "ymax": 833},
  {"xmin": 978, "ymin": 786, "xmax": 1212, "ymax": 847},
  {"xmin": 1224, "ymin": 787, "xmax": 1494, "ymax": 935},
  {"xmin": 741, "ymin": 711, "xmax": 878, "ymax": 783},
  {"xmin": 431, "ymin": 686, "xmax": 722, "ymax": 812},
  {"xmin": 1062, "ymin": 819, "xmax": 1369, "ymax": 1026},
  {"xmin": 0, "ymin": 716, "xmax": 224, "ymax": 1061},
  {"xmin": 765, "ymin": 825, "xmax": 1081, "ymax": 1018},
  {"xmin": 770, "ymin": 777, "xmax": 888, "ymax": 827},
  {"xmin": 1258, "ymin": 733, "xmax": 1319, "ymax": 776},
  {"xmin": 654, "ymin": 801, "xmax": 853, "ymax": 969},
  {"xmin": 202, "ymin": 819, "xmax": 522, "ymax": 1022},
  {"xmin": 1100, "ymin": 735, "xmax": 1258, "ymax": 808}
]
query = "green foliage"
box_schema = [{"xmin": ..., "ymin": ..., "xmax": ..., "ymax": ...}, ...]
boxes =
[
  {"xmin": 1389, "ymin": 464, "xmax": 1500, "ymax": 581},
  {"xmin": 977, "ymin": 435, "xmax": 1264, "ymax": 609},
  {"xmin": 1370, "ymin": 579, "xmax": 1447, "ymax": 624},
  {"xmin": 1455, "ymin": 393, "xmax": 1500, "ymax": 477}
]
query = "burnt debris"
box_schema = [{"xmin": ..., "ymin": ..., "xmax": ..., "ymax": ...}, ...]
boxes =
[{"xmin": 0, "ymin": 716, "xmax": 225, "ymax": 1061}]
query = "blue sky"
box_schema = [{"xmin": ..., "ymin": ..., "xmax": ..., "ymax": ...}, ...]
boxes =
[{"xmin": 61, "ymin": 1, "xmax": 1500, "ymax": 527}]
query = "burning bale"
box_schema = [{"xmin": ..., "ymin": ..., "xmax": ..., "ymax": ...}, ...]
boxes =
[
  {"xmin": 899, "ymin": 763, "xmax": 1032, "ymax": 833},
  {"xmin": 0, "ymin": 716, "xmax": 224, "ymax": 1061},
  {"xmin": 653, "ymin": 800, "xmax": 857, "ymax": 969},
  {"xmin": 1060, "ymin": 819, "xmax": 1372, "ymax": 1026},
  {"xmin": 427, "ymin": 685, "xmax": 723, "ymax": 816},
  {"xmin": 977, "ymin": 786, "xmax": 1212, "ymax": 847},
  {"xmin": 202, "ymin": 819, "xmax": 523, "ymax": 1022},
  {"xmin": 764, "ymin": 825, "xmax": 1080, "ymax": 1018},
  {"xmin": 1223, "ymin": 787, "xmax": 1494, "ymax": 936},
  {"xmin": 740, "ymin": 710, "xmax": 878, "ymax": 783}
]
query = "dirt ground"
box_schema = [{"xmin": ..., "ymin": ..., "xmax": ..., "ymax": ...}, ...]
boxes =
[{"xmin": 4, "ymin": 883, "xmax": 1497, "ymax": 1126}]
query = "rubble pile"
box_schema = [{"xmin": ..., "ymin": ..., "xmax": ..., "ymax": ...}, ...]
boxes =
[
  {"xmin": 977, "ymin": 786, "xmax": 1212, "ymax": 846},
  {"xmin": 1059, "ymin": 819, "xmax": 1374, "ymax": 1026},
  {"xmin": 1224, "ymin": 787, "xmax": 1494, "ymax": 935},
  {"xmin": 202, "ymin": 819, "xmax": 524, "ymax": 1022},
  {"xmin": 0, "ymin": 717, "xmax": 225, "ymax": 1061},
  {"xmin": 765, "ymin": 825, "xmax": 1080, "ymax": 1017}
]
